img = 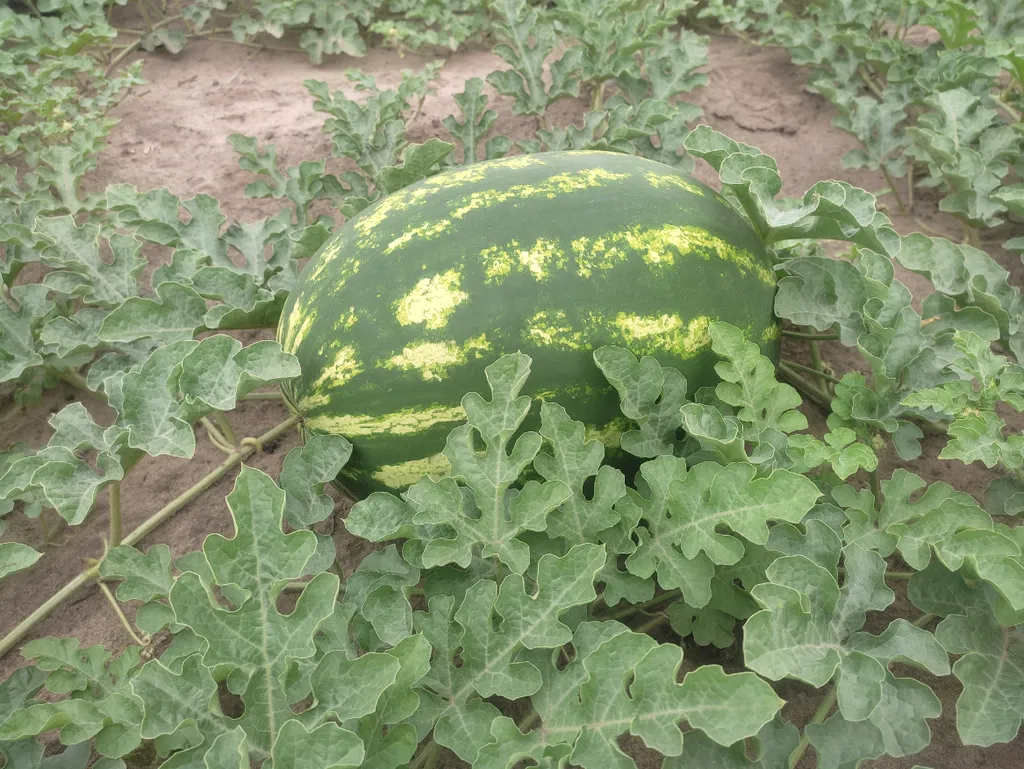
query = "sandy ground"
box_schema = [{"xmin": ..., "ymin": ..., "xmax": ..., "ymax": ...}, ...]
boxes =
[{"xmin": 1, "ymin": 29, "xmax": 1022, "ymax": 769}]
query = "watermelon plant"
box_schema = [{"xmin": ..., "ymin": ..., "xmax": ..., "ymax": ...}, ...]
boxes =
[
  {"xmin": 2, "ymin": 0, "xmax": 1024, "ymax": 766},
  {"xmin": 1, "ymin": 320, "xmax": 1023, "ymax": 768},
  {"xmin": 707, "ymin": 0, "xmax": 1024, "ymax": 246}
]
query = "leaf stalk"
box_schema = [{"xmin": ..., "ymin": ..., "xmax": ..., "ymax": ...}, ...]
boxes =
[
  {"xmin": 98, "ymin": 580, "xmax": 148, "ymax": 647},
  {"xmin": 213, "ymin": 410, "xmax": 239, "ymax": 447},
  {"xmin": 788, "ymin": 687, "xmax": 836, "ymax": 768},
  {"xmin": 108, "ymin": 481, "xmax": 122, "ymax": 547},
  {"xmin": 781, "ymin": 330, "xmax": 839, "ymax": 341},
  {"xmin": 782, "ymin": 358, "xmax": 842, "ymax": 387},
  {"xmin": 201, "ymin": 416, "xmax": 237, "ymax": 454}
]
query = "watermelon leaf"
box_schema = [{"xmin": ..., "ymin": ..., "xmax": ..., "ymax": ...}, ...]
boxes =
[
  {"xmin": 442, "ymin": 77, "xmax": 507, "ymax": 165},
  {"xmin": 594, "ymin": 346, "xmax": 689, "ymax": 458},
  {"xmin": 487, "ymin": 0, "xmax": 583, "ymax": 116}
]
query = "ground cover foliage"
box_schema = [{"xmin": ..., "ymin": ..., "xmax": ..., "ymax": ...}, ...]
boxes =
[{"xmin": 1, "ymin": 0, "xmax": 1023, "ymax": 767}]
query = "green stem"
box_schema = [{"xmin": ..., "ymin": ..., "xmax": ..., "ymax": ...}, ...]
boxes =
[
  {"xmin": 135, "ymin": 0, "xmax": 157, "ymax": 32},
  {"xmin": 912, "ymin": 216, "xmax": 959, "ymax": 240},
  {"xmin": 38, "ymin": 511, "xmax": 52, "ymax": 546},
  {"xmin": 213, "ymin": 411, "xmax": 238, "ymax": 447},
  {"xmin": 894, "ymin": 0, "xmax": 907, "ymax": 42},
  {"xmin": 200, "ymin": 416, "xmax": 236, "ymax": 454},
  {"xmin": 410, "ymin": 740, "xmax": 438, "ymax": 769},
  {"xmin": 635, "ymin": 613, "xmax": 667, "ymax": 635},
  {"xmin": 105, "ymin": 41, "xmax": 141, "ymax": 75},
  {"xmin": 0, "ymin": 415, "xmax": 300, "ymax": 660},
  {"xmin": 808, "ymin": 339, "xmax": 833, "ymax": 397},
  {"xmin": 778, "ymin": 365, "xmax": 833, "ymax": 411},
  {"xmin": 602, "ymin": 589, "xmax": 681, "ymax": 621},
  {"xmin": 788, "ymin": 687, "xmax": 836, "ymax": 768},
  {"xmin": 869, "ymin": 468, "xmax": 882, "ymax": 507},
  {"xmin": 121, "ymin": 415, "xmax": 300, "ymax": 548},
  {"xmin": 0, "ymin": 565, "xmax": 100, "ymax": 660},
  {"xmin": 108, "ymin": 481, "xmax": 122, "ymax": 548},
  {"xmin": 782, "ymin": 358, "xmax": 842, "ymax": 386},
  {"xmin": 781, "ymin": 330, "xmax": 838, "ymax": 341},
  {"xmin": 98, "ymin": 581, "xmax": 147, "ymax": 647},
  {"xmin": 591, "ymin": 80, "xmax": 605, "ymax": 112},
  {"xmin": 992, "ymin": 93, "xmax": 1021, "ymax": 123},
  {"xmin": 519, "ymin": 710, "xmax": 540, "ymax": 731},
  {"xmin": 907, "ymin": 165, "xmax": 914, "ymax": 213},
  {"xmin": 837, "ymin": 567, "xmax": 914, "ymax": 580},
  {"xmin": 55, "ymin": 369, "xmax": 94, "ymax": 396},
  {"xmin": 879, "ymin": 165, "xmax": 907, "ymax": 215},
  {"xmin": 858, "ymin": 67, "xmax": 886, "ymax": 101},
  {"xmin": 240, "ymin": 391, "xmax": 285, "ymax": 401}
]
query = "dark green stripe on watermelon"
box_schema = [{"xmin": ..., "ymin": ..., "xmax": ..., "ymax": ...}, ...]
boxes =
[{"xmin": 278, "ymin": 151, "xmax": 779, "ymax": 497}]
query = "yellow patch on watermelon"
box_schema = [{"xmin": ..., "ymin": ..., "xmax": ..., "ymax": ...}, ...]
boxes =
[
  {"xmin": 572, "ymin": 224, "xmax": 773, "ymax": 285},
  {"xmin": 585, "ymin": 417, "xmax": 631, "ymax": 449},
  {"xmin": 762, "ymin": 323, "xmax": 781, "ymax": 343},
  {"xmin": 481, "ymin": 238, "xmax": 567, "ymax": 283},
  {"xmin": 481, "ymin": 242, "xmax": 518, "ymax": 283},
  {"xmin": 612, "ymin": 313, "xmax": 713, "ymax": 358},
  {"xmin": 384, "ymin": 218, "xmax": 453, "ymax": 254},
  {"xmin": 643, "ymin": 171, "xmax": 707, "ymax": 197},
  {"xmin": 332, "ymin": 306, "xmax": 358, "ymax": 333},
  {"xmin": 421, "ymin": 155, "xmax": 543, "ymax": 188},
  {"xmin": 372, "ymin": 452, "xmax": 451, "ymax": 487},
  {"xmin": 352, "ymin": 187, "xmax": 419, "ymax": 236},
  {"xmin": 384, "ymin": 335, "xmax": 490, "ymax": 380},
  {"xmin": 281, "ymin": 302, "xmax": 317, "ymax": 352},
  {"xmin": 525, "ymin": 310, "xmax": 588, "ymax": 350},
  {"xmin": 447, "ymin": 168, "xmax": 629, "ymax": 222},
  {"xmin": 571, "ymin": 235, "xmax": 631, "ymax": 278},
  {"xmin": 308, "ymin": 253, "xmax": 362, "ymax": 299},
  {"xmin": 301, "ymin": 345, "xmax": 361, "ymax": 408},
  {"xmin": 395, "ymin": 270, "xmax": 468, "ymax": 329},
  {"xmin": 303, "ymin": 404, "xmax": 466, "ymax": 437}
]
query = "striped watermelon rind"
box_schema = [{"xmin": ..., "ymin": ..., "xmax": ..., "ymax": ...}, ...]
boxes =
[{"xmin": 278, "ymin": 150, "xmax": 779, "ymax": 498}]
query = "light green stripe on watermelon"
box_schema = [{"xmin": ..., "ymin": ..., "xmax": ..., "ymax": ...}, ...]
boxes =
[
  {"xmin": 523, "ymin": 310, "xmax": 715, "ymax": 358},
  {"xmin": 383, "ymin": 335, "xmax": 492, "ymax": 381},
  {"xmin": 394, "ymin": 270, "xmax": 468, "ymax": 329},
  {"xmin": 643, "ymin": 170, "xmax": 707, "ymax": 196},
  {"xmin": 572, "ymin": 226, "xmax": 773, "ymax": 283},
  {"xmin": 303, "ymin": 404, "xmax": 467, "ymax": 437},
  {"xmin": 351, "ymin": 156, "xmax": 547, "ymax": 241},
  {"xmin": 477, "ymin": 224, "xmax": 771, "ymax": 284},
  {"xmin": 280, "ymin": 150, "xmax": 780, "ymax": 497},
  {"xmin": 300, "ymin": 345, "xmax": 361, "ymax": 409},
  {"xmin": 585, "ymin": 416, "xmax": 631, "ymax": 449},
  {"xmin": 762, "ymin": 323, "xmax": 781, "ymax": 343},
  {"xmin": 613, "ymin": 313, "xmax": 712, "ymax": 358},
  {"xmin": 371, "ymin": 453, "xmax": 451, "ymax": 487},
  {"xmin": 374, "ymin": 167, "xmax": 629, "ymax": 254}
]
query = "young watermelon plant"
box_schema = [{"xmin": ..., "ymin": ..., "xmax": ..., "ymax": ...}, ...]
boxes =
[{"xmin": 706, "ymin": 0, "xmax": 1024, "ymax": 247}]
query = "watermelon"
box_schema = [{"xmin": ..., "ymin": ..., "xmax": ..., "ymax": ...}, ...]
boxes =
[{"xmin": 278, "ymin": 150, "xmax": 778, "ymax": 498}]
